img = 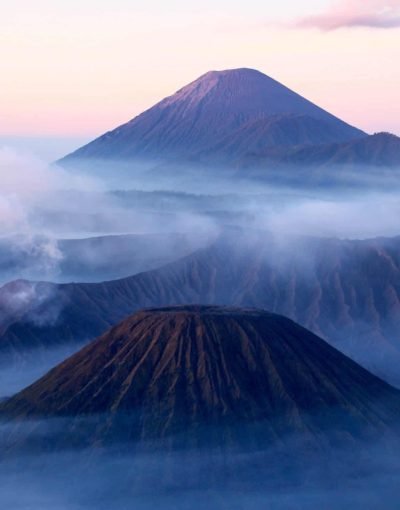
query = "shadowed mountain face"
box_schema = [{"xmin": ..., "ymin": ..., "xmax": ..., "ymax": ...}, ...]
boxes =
[
  {"xmin": 2, "ymin": 306, "xmax": 400, "ymax": 448},
  {"xmin": 244, "ymin": 132, "xmax": 400, "ymax": 169},
  {"xmin": 1, "ymin": 231, "xmax": 400, "ymax": 386},
  {"xmin": 60, "ymin": 68, "xmax": 364, "ymax": 165}
]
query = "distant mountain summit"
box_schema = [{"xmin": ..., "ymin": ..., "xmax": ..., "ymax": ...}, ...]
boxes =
[
  {"xmin": 60, "ymin": 68, "xmax": 364, "ymax": 164},
  {"xmin": 2, "ymin": 305, "xmax": 400, "ymax": 449}
]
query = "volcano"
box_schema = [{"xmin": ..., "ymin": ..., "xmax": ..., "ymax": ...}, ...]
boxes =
[
  {"xmin": 2, "ymin": 231, "xmax": 400, "ymax": 387},
  {"xmin": 59, "ymin": 68, "xmax": 364, "ymax": 165},
  {"xmin": 2, "ymin": 306, "xmax": 400, "ymax": 449}
]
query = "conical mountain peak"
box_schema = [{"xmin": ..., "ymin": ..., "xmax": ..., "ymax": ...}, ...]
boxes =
[
  {"xmin": 2, "ymin": 306, "xmax": 400, "ymax": 448},
  {"xmin": 161, "ymin": 67, "xmax": 306, "ymax": 115},
  {"xmin": 60, "ymin": 68, "xmax": 364, "ymax": 163}
]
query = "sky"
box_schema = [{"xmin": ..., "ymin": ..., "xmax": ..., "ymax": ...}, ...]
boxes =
[{"xmin": 1, "ymin": 0, "xmax": 400, "ymax": 158}]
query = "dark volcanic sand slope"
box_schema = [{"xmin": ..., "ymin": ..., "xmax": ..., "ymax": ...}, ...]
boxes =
[
  {"xmin": 2, "ymin": 306, "xmax": 400, "ymax": 448},
  {"xmin": 2, "ymin": 231, "xmax": 400, "ymax": 387}
]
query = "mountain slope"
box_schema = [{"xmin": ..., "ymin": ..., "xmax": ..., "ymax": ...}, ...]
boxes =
[
  {"xmin": 1, "ymin": 231, "xmax": 400, "ymax": 385},
  {"xmin": 2, "ymin": 306, "xmax": 400, "ymax": 447},
  {"xmin": 245, "ymin": 132, "xmax": 400, "ymax": 168},
  {"xmin": 59, "ymin": 68, "xmax": 364, "ymax": 164}
]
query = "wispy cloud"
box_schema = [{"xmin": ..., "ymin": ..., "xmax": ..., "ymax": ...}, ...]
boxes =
[{"xmin": 294, "ymin": 0, "xmax": 400, "ymax": 30}]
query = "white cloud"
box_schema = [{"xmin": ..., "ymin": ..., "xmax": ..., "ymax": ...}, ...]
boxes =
[{"xmin": 294, "ymin": 0, "xmax": 400, "ymax": 30}]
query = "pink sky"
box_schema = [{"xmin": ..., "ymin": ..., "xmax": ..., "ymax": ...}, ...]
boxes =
[
  {"xmin": 296, "ymin": 0, "xmax": 400, "ymax": 29},
  {"xmin": 1, "ymin": 1, "xmax": 399, "ymax": 138}
]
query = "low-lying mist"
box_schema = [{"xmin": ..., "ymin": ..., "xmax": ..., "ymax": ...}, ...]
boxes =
[
  {"xmin": 1, "ymin": 416, "xmax": 400, "ymax": 510},
  {"xmin": 1, "ymin": 148, "xmax": 400, "ymax": 285},
  {"xmin": 1, "ymin": 148, "xmax": 400, "ymax": 509},
  {"xmin": 0, "ymin": 232, "xmax": 212, "ymax": 284},
  {"xmin": 2, "ymin": 148, "xmax": 400, "ymax": 380}
]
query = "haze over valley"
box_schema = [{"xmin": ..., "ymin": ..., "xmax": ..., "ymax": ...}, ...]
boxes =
[{"xmin": 2, "ymin": 17, "xmax": 400, "ymax": 508}]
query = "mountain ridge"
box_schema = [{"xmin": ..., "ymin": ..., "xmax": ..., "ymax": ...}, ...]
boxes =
[
  {"xmin": 2, "ymin": 230, "xmax": 400, "ymax": 386},
  {"xmin": 59, "ymin": 68, "xmax": 365, "ymax": 165},
  {"xmin": 2, "ymin": 305, "xmax": 400, "ymax": 449},
  {"xmin": 242, "ymin": 132, "xmax": 400, "ymax": 169}
]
